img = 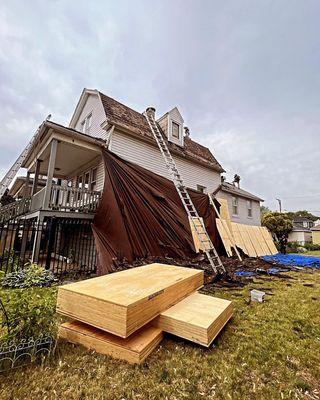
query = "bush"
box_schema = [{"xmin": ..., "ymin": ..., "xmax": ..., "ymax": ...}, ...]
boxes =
[
  {"xmin": 1, "ymin": 264, "xmax": 57, "ymax": 289},
  {"xmin": 304, "ymin": 242, "xmax": 320, "ymax": 251},
  {"xmin": 0, "ymin": 286, "xmax": 58, "ymax": 342}
]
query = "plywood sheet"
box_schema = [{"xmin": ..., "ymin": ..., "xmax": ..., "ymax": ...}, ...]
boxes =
[
  {"xmin": 246, "ymin": 225, "xmax": 265, "ymax": 256},
  {"xmin": 260, "ymin": 227, "xmax": 278, "ymax": 254},
  {"xmin": 59, "ymin": 320, "xmax": 163, "ymax": 364},
  {"xmin": 237, "ymin": 224, "xmax": 257, "ymax": 257},
  {"xmin": 56, "ymin": 263, "xmax": 204, "ymax": 338},
  {"xmin": 217, "ymin": 198, "xmax": 232, "ymax": 233},
  {"xmin": 189, "ymin": 217, "xmax": 212, "ymax": 252},
  {"xmin": 231, "ymin": 222, "xmax": 249, "ymax": 255},
  {"xmin": 216, "ymin": 218, "xmax": 233, "ymax": 257},
  {"xmin": 153, "ymin": 292, "xmax": 232, "ymax": 347},
  {"xmin": 253, "ymin": 226, "xmax": 271, "ymax": 255}
]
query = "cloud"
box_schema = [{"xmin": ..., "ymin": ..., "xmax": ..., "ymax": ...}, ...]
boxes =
[{"xmin": 0, "ymin": 0, "xmax": 319, "ymax": 213}]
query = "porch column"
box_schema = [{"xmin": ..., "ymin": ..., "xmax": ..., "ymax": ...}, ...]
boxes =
[
  {"xmin": 31, "ymin": 215, "xmax": 44, "ymax": 264},
  {"xmin": 31, "ymin": 159, "xmax": 41, "ymax": 196},
  {"xmin": 42, "ymin": 139, "xmax": 58, "ymax": 209},
  {"xmin": 24, "ymin": 171, "xmax": 31, "ymax": 197}
]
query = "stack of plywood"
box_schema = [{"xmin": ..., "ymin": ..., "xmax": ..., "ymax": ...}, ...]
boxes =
[{"xmin": 57, "ymin": 263, "xmax": 233, "ymax": 364}]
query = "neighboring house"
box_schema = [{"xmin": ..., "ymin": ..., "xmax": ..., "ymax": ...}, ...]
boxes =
[
  {"xmin": 214, "ymin": 180, "xmax": 263, "ymax": 226},
  {"xmin": 0, "ymin": 88, "xmax": 264, "ymax": 272},
  {"xmin": 288, "ymin": 216, "xmax": 314, "ymax": 245},
  {"xmin": 311, "ymin": 225, "xmax": 320, "ymax": 245}
]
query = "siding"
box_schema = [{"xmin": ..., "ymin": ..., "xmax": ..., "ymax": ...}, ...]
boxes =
[
  {"xmin": 73, "ymin": 93, "xmax": 107, "ymax": 140},
  {"xmin": 216, "ymin": 190, "xmax": 261, "ymax": 226},
  {"xmin": 312, "ymin": 231, "xmax": 320, "ymax": 245},
  {"xmin": 288, "ymin": 231, "xmax": 312, "ymax": 245},
  {"xmin": 109, "ymin": 130, "xmax": 221, "ymax": 193}
]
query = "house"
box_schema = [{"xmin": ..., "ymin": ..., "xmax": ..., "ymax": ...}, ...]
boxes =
[
  {"xmin": 311, "ymin": 225, "xmax": 320, "ymax": 245},
  {"xmin": 288, "ymin": 216, "xmax": 314, "ymax": 245},
  {"xmin": 0, "ymin": 88, "xmax": 264, "ymax": 273}
]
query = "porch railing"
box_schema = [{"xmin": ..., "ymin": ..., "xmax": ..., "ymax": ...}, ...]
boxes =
[
  {"xmin": 0, "ymin": 198, "xmax": 31, "ymax": 224},
  {"xmin": 48, "ymin": 184, "xmax": 101, "ymax": 213}
]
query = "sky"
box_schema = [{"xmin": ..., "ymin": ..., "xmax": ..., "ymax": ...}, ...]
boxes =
[{"xmin": 0, "ymin": 0, "xmax": 319, "ymax": 214}]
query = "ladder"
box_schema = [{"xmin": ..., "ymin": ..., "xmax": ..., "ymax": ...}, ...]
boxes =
[
  {"xmin": 0, "ymin": 121, "xmax": 45, "ymax": 199},
  {"xmin": 143, "ymin": 111, "xmax": 225, "ymax": 274}
]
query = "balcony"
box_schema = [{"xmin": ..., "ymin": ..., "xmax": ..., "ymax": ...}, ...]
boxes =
[{"xmin": 0, "ymin": 185, "xmax": 101, "ymax": 223}]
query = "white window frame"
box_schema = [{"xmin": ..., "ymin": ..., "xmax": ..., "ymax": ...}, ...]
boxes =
[
  {"xmin": 80, "ymin": 112, "xmax": 93, "ymax": 134},
  {"xmin": 232, "ymin": 196, "xmax": 238, "ymax": 216}
]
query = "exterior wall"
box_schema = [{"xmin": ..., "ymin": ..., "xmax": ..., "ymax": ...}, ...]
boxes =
[
  {"xmin": 73, "ymin": 93, "xmax": 107, "ymax": 140},
  {"xmin": 288, "ymin": 230, "xmax": 312, "ymax": 245},
  {"xmin": 109, "ymin": 130, "xmax": 221, "ymax": 193},
  {"xmin": 312, "ymin": 231, "xmax": 320, "ymax": 245},
  {"xmin": 216, "ymin": 190, "xmax": 261, "ymax": 226}
]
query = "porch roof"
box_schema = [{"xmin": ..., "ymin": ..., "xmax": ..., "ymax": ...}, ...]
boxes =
[{"xmin": 22, "ymin": 121, "xmax": 105, "ymax": 177}]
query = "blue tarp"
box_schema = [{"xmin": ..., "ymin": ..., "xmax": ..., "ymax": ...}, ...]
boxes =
[{"xmin": 262, "ymin": 254, "xmax": 320, "ymax": 268}]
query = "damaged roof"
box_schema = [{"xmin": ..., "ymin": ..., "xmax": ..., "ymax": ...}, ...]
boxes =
[
  {"xmin": 216, "ymin": 181, "xmax": 264, "ymax": 202},
  {"xmin": 99, "ymin": 91, "xmax": 224, "ymax": 172}
]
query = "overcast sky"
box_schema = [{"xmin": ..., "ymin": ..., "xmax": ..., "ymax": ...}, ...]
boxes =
[{"xmin": 0, "ymin": 0, "xmax": 319, "ymax": 214}]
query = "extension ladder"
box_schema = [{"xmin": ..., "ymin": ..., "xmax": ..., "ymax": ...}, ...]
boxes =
[
  {"xmin": 143, "ymin": 111, "xmax": 225, "ymax": 274},
  {"xmin": 0, "ymin": 120, "xmax": 47, "ymax": 199}
]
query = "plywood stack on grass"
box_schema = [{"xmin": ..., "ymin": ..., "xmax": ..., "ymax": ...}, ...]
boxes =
[
  {"xmin": 57, "ymin": 263, "xmax": 233, "ymax": 364},
  {"xmin": 153, "ymin": 293, "xmax": 232, "ymax": 347}
]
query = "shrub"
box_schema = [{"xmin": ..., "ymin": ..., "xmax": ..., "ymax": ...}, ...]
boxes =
[
  {"xmin": 304, "ymin": 242, "xmax": 320, "ymax": 251},
  {"xmin": 0, "ymin": 286, "xmax": 58, "ymax": 342},
  {"xmin": 1, "ymin": 264, "xmax": 57, "ymax": 289}
]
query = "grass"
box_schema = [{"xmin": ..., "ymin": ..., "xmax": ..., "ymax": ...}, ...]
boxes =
[
  {"xmin": 303, "ymin": 250, "xmax": 320, "ymax": 256},
  {"xmin": 0, "ymin": 271, "xmax": 320, "ymax": 399}
]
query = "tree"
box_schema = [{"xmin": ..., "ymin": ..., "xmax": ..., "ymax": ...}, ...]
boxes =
[
  {"xmin": 262, "ymin": 212, "xmax": 293, "ymax": 254},
  {"xmin": 286, "ymin": 210, "xmax": 319, "ymax": 222},
  {"xmin": 260, "ymin": 205, "xmax": 272, "ymax": 216}
]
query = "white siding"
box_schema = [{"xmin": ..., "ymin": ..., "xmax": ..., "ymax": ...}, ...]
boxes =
[
  {"xmin": 288, "ymin": 231, "xmax": 312, "ymax": 245},
  {"xmin": 217, "ymin": 190, "xmax": 261, "ymax": 226},
  {"xmin": 109, "ymin": 131, "xmax": 221, "ymax": 192},
  {"xmin": 73, "ymin": 94, "xmax": 107, "ymax": 140}
]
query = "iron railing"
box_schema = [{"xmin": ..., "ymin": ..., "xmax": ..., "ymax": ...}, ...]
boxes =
[{"xmin": 0, "ymin": 198, "xmax": 31, "ymax": 224}]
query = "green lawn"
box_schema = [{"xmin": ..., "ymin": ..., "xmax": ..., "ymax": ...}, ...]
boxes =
[
  {"xmin": 0, "ymin": 271, "xmax": 320, "ymax": 400},
  {"xmin": 303, "ymin": 250, "xmax": 320, "ymax": 256}
]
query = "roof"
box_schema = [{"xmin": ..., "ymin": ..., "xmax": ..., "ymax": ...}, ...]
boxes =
[
  {"xmin": 292, "ymin": 216, "xmax": 314, "ymax": 223},
  {"xmin": 216, "ymin": 181, "xmax": 264, "ymax": 202},
  {"xmin": 311, "ymin": 225, "xmax": 320, "ymax": 231},
  {"xmin": 98, "ymin": 91, "xmax": 224, "ymax": 172}
]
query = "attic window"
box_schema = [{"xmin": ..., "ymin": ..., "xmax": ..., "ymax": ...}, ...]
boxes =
[
  {"xmin": 81, "ymin": 113, "xmax": 92, "ymax": 134},
  {"xmin": 172, "ymin": 121, "xmax": 180, "ymax": 139}
]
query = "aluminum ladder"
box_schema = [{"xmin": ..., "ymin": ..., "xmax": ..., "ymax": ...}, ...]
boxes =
[
  {"xmin": 0, "ymin": 119, "xmax": 48, "ymax": 199},
  {"xmin": 143, "ymin": 110, "xmax": 225, "ymax": 274}
]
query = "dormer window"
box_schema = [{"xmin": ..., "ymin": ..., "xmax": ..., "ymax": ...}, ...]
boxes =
[{"xmin": 172, "ymin": 121, "xmax": 180, "ymax": 139}]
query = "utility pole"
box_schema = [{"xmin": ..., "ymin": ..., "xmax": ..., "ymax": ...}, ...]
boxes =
[{"xmin": 276, "ymin": 198, "xmax": 282, "ymax": 212}]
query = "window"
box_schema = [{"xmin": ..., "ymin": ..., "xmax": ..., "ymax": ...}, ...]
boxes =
[
  {"xmin": 84, "ymin": 172, "xmax": 90, "ymax": 190},
  {"xmin": 80, "ymin": 113, "xmax": 93, "ymax": 134},
  {"xmin": 247, "ymin": 200, "xmax": 252, "ymax": 217},
  {"xmin": 196, "ymin": 184, "xmax": 206, "ymax": 194},
  {"xmin": 172, "ymin": 121, "xmax": 180, "ymax": 139},
  {"xmin": 232, "ymin": 196, "xmax": 238, "ymax": 215},
  {"xmin": 90, "ymin": 168, "xmax": 97, "ymax": 191}
]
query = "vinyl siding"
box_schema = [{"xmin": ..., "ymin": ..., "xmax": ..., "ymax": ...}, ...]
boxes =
[
  {"xmin": 109, "ymin": 130, "xmax": 221, "ymax": 192},
  {"xmin": 73, "ymin": 94, "xmax": 107, "ymax": 140},
  {"xmin": 216, "ymin": 190, "xmax": 261, "ymax": 226},
  {"xmin": 288, "ymin": 231, "xmax": 312, "ymax": 245}
]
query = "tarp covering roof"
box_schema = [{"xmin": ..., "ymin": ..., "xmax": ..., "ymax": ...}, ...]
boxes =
[{"xmin": 92, "ymin": 150, "xmax": 221, "ymax": 275}]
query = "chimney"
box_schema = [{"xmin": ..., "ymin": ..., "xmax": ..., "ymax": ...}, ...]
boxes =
[
  {"xmin": 184, "ymin": 126, "xmax": 190, "ymax": 137},
  {"xmin": 145, "ymin": 107, "xmax": 156, "ymax": 120},
  {"xmin": 233, "ymin": 174, "xmax": 241, "ymax": 188},
  {"xmin": 221, "ymin": 175, "xmax": 226, "ymax": 183}
]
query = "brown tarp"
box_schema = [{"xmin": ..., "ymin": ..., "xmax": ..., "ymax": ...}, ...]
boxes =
[{"xmin": 92, "ymin": 150, "xmax": 222, "ymax": 275}]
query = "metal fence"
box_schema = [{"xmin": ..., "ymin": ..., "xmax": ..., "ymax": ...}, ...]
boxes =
[{"xmin": 0, "ymin": 218, "xmax": 97, "ymax": 278}]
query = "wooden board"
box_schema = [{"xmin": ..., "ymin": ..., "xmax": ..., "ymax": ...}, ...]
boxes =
[
  {"xmin": 231, "ymin": 222, "xmax": 249, "ymax": 255},
  {"xmin": 216, "ymin": 218, "xmax": 233, "ymax": 256},
  {"xmin": 253, "ymin": 226, "xmax": 271, "ymax": 255},
  {"xmin": 189, "ymin": 217, "xmax": 211, "ymax": 252},
  {"xmin": 260, "ymin": 227, "xmax": 278, "ymax": 254},
  {"xmin": 56, "ymin": 263, "xmax": 204, "ymax": 338},
  {"xmin": 246, "ymin": 225, "xmax": 265, "ymax": 256},
  {"xmin": 237, "ymin": 224, "xmax": 257, "ymax": 257},
  {"xmin": 153, "ymin": 292, "xmax": 233, "ymax": 347},
  {"xmin": 217, "ymin": 198, "xmax": 232, "ymax": 233},
  {"xmin": 59, "ymin": 320, "xmax": 163, "ymax": 364}
]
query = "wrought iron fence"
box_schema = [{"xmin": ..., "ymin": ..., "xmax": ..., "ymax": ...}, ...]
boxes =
[{"xmin": 0, "ymin": 218, "xmax": 97, "ymax": 278}]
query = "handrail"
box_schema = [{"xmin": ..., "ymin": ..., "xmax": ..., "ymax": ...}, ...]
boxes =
[{"xmin": 0, "ymin": 198, "xmax": 31, "ymax": 223}]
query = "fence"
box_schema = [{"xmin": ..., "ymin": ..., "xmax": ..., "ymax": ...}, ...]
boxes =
[{"xmin": 0, "ymin": 218, "xmax": 97, "ymax": 277}]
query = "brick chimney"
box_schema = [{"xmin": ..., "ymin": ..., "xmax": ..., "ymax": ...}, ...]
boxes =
[{"xmin": 145, "ymin": 107, "xmax": 156, "ymax": 120}]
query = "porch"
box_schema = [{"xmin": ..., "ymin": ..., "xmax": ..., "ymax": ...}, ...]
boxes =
[{"xmin": 1, "ymin": 121, "xmax": 105, "ymax": 223}]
